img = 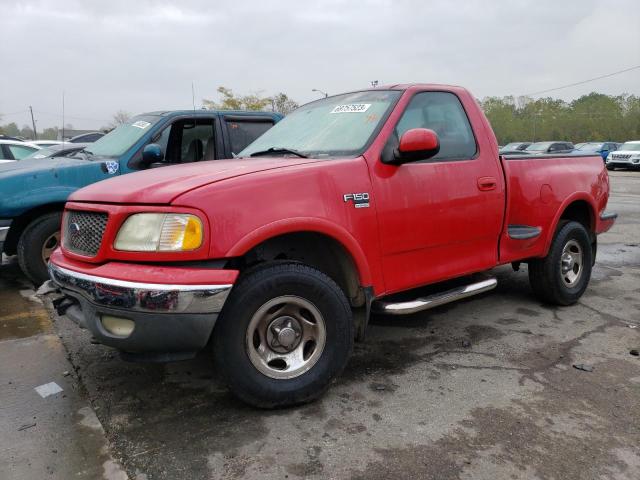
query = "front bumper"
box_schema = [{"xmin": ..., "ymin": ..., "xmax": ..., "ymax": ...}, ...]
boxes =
[
  {"xmin": 48, "ymin": 257, "xmax": 237, "ymax": 356},
  {"xmin": 607, "ymin": 158, "xmax": 640, "ymax": 168},
  {"xmin": 0, "ymin": 219, "xmax": 11, "ymax": 254}
]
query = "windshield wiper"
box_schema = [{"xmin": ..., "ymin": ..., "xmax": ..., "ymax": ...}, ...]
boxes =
[{"xmin": 250, "ymin": 147, "xmax": 308, "ymax": 158}]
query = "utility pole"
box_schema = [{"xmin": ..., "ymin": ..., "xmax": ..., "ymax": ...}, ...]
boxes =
[{"xmin": 29, "ymin": 106, "xmax": 37, "ymax": 140}]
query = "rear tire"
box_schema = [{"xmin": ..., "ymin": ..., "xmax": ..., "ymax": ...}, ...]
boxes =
[
  {"xmin": 528, "ymin": 221, "xmax": 592, "ymax": 305},
  {"xmin": 17, "ymin": 212, "xmax": 62, "ymax": 286},
  {"xmin": 213, "ymin": 262, "xmax": 354, "ymax": 408}
]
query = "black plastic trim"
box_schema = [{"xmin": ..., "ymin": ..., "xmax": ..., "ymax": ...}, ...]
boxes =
[
  {"xmin": 508, "ymin": 225, "xmax": 542, "ymax": 240},
  {"xmin": 502, "ymin": 153, "xmax": 596, "ymax": 160}
]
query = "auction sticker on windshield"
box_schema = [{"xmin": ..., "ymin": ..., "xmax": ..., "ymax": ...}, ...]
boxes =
[
  {"xmin": 132, "ymin": 120, "xmax": 151, "ymax": 129},
  {"xmin": 331, "ymin": 104, "xmax": 371, "ymax": 114}
]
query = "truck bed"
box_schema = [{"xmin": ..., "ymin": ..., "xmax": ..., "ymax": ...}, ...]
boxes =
[{"xmin": 499, "ymin": 153, "xmax": 610, "ymax": 263}]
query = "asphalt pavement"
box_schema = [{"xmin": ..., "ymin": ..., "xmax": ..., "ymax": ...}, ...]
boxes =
[{"xmin": 1, "ymin": 170, "xmax": 639, "ymax": 480}]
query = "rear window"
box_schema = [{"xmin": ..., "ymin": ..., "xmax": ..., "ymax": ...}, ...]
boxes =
[{"xmin": 225, "ymin": 119, "xmax": 274, "ymax": 156}]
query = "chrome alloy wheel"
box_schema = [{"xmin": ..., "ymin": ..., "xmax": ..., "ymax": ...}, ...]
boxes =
[
  {"xmin": 246, "ymin": 295, "xmax": 327, "ymax": 379},
  {"xmin": 560, "ymin": 239, "xmax": 583, "ymax": 287},
  {"xmin": 42, "ymin": 231, "xmax": 61, "ymax": 263}
]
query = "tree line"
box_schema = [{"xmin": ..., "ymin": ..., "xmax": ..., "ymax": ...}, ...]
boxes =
[
  {"xmin": 482, "ymin": 93, "xmax": 640, "ymax": 144},
  {"xmin": 3, "ymin": 89, "xmax": 639, "ymax": 144}
]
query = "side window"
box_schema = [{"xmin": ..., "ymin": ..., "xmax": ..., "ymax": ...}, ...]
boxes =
[
  {"xmin": 180, "ymin": 122, "xmax": 215, "ymax": 162},
  {"xmin": 393, "ymin": 92, "xmax": 477, "ymax": 161},
  {"xmin": 8, "ymin": 144, "xmax": 37, "ymax": 160},
  {"xmin": 154, "ymin": 123, "xmax": 172, "ymax": 156},
  {"xmin": 149, "ymin": 119, "xmax": 215, "ymax": 166},
  {"xmin": 0, "ymin": 145, "xmax": 9, "ymax": 160},
  {"xmin": 225, "ymin": 119, "xmax": 274, "ymax": 156}
]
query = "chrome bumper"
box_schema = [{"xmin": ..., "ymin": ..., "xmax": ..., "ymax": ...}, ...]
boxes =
[
  {"xmin": 48, "ymin": 263, "xmax": 232, "ymax": 314},
  {"xmin": 0, "ymin": 223, "xmax": 10, "ymax": 253}
]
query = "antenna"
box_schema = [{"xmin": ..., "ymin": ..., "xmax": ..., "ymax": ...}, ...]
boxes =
[
  {"xmin": 192, "ymin": 82, "xmax": 196, "ymax": 111},
  {"xmin": 62, "ymin": 90, "xmax": 65, "ymax": 144}
]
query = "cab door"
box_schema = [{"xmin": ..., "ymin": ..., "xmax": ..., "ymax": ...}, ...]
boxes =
[{"xmin": 369, "ymin": 91, "xmax": 505, "ymax": 294}]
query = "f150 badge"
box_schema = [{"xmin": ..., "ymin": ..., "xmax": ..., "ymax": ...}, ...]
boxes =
[{"xmin": 343, "ymin": 192, "xmax": 370, "ymax": 208}]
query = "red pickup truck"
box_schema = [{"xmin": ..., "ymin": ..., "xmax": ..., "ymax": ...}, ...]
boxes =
[{"xmin": 49, "ymin": 84, "xmax": 616, "ymax": 407}]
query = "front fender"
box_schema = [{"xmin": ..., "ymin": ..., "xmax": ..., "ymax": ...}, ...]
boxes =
[
  {"xmin": 225, "ymin": 217, "xmax": 373, "ymax": 286},
  {"xmin": 1, "ymin": 186, "xmax": 77, "ymax": 218}
]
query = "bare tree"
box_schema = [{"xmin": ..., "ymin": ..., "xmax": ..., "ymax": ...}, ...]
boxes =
[
  {"xmin": 111, "ymin": 110, "xmax": 132, "ymax": 127},
  {"xmin": 271, "ymin": 93, "xmax": 299, "ymax": 115}
]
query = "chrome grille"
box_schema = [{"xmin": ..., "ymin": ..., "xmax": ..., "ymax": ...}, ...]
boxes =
[
  {"xmin": 63, "ymin": 210, "xmax": 108, "ymax": 256},
  {"xmin": 612, "ymin": 154, "xmax": 631, "ymax": 160}
]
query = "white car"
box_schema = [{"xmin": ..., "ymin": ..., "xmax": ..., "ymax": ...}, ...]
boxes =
[
  {"xmin": 606, "ymin": 141, "xmax": 640, "ymax": 171},
  {"xmin": 0, "ymin": 140, "xmax": 41, "ymax": 162},
  {"xmin": 30, "ymin": 140, "xmax": 64, "ymax": 148}
]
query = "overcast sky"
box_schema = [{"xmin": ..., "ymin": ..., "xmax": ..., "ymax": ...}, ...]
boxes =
[{"xmin": 1, "ymin": 0, "xmax": 639, "ymax": 130}]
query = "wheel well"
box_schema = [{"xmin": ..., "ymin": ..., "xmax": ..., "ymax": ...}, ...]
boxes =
[
  {"xmin": 559, "ymin": 200, "xmax": 594, "ymax": 232},
  {"xmin": 3, "ymin": 203, "xmax": 65, "ymax": 255},
  {"xmin": 228, "ymin": 232, "xmax": 365, "ymax": 308}
]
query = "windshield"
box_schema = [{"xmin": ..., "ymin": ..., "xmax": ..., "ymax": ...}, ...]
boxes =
[
  {"xmin": 526, "ymin": 142, "xmax": 552, "ymax": 152},
  {"xmin": 576, "ymin": 143, "xmax": 603, "ymax": 152},
  {"xmin": 83, "ymin": 115, "xmax": 161, "ymax": 157},
  {"xmin": 619, "ymin": 142, "xmax": 640, "ymax": 152},
  {"xmin": 239, "ymin": 90, "xmax": 402, "ymax": 158}
]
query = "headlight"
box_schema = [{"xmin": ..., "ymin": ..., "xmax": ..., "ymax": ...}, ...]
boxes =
[{"xmin": 114, "ymin": 213, "xmax": 203, "ymax": 252}]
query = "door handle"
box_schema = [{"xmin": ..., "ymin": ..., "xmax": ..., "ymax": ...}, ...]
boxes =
[{"xmin": 477, "ymin": 177, "xmax": 497, "ymax": 191}]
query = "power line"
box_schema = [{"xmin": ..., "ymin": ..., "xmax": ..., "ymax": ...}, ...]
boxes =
[{"xmin": 522, "ymin": 65, "xmax": 640, "ymax": 97}]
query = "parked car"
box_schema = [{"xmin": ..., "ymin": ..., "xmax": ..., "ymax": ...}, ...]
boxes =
[
  {"xmin": 523, "ymin": 141, "xmax": 574, "ymax": 155},
  {"xmin": 0, "ymin": 134, "xmax": 25, "ymax": 142},
  {"xmin": 0, "ymin": 139, "xmax": 40, "ymax": 161},
  {"xmin": 22, "ymin": 143, "xmax": 91, "ymax": 160},
  {"xmin": 48, "ymin": 84, "xmax": 615, "ymax": 408},
  {"xmin": 68, "ymin": 132, "xmax": 105, "ymax": 143},
  {"xmin": 31, "ymin": 140, "xmax": 64, "ymax": 148},
  {"xmin": 606, "ymin": 140, "xmax": 640, "ymax": 170},
  {"xmin": 0, "ymin": 109, "xmax": 282, "ymax": 284},
  {"xmin": 499, "ymin": 142, "xmax": 531, "ymax": 154},
  {"xmin": 573, "ymin": 142, "xmax": 619, "ymax": 161}
]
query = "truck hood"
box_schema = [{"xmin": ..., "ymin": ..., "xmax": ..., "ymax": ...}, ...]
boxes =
[{"xmin": 70, "ymin": 157, "xmax": 322, "ymax": 205}]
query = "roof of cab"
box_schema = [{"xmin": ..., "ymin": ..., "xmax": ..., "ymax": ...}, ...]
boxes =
[
  {"xmin": 142, "ymin": 110, "xmax": 282, "ymax": 118},
  {"xmin": 372, "ymin": 83, "xmax": 466, "ymax": 91}
]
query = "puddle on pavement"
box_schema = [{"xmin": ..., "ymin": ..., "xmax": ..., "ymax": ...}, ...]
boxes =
[{"xmin": 0, "ymin": 257, "xmax": 52, "ymax": 340}]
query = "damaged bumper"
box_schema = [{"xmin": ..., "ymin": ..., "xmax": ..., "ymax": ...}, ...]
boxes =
[{"xmin": 48, "ymin": 255, "xmax": 237, "ymax": 358}]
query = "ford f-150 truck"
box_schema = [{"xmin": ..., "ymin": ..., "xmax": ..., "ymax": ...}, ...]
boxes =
[
  {"xmin": 48, "ymin": 84, "xmax": 616, "ymax": 408},
  {"xmin": 0, "ymin": 110, "xmax": 281, "ymax": 284}
]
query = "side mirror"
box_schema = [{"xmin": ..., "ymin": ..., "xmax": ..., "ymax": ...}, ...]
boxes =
[
  {"xmin": 141, "ymin": 143, "xmax": 164, "ymax": 167},
  {"xmin": 390, "ymin": 128, "xmax": 440, "ymax": 164}
]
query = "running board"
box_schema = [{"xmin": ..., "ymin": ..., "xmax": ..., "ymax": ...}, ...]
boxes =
[{"xmin": 372, "ymin": 278, "xmax": 497, "ymax": 315}]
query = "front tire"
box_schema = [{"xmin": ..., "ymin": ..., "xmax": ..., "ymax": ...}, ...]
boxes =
[
  {"xmin": 213, "ymin": 262, "xmax": 354, "ymax": 408},
  {"xmin": 17, "ymin": 212, "xmax": 62, "ymax": 285},
  {"xmin": 528, "ymin": 221, "xmax": 593, "ymax": 305}
]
